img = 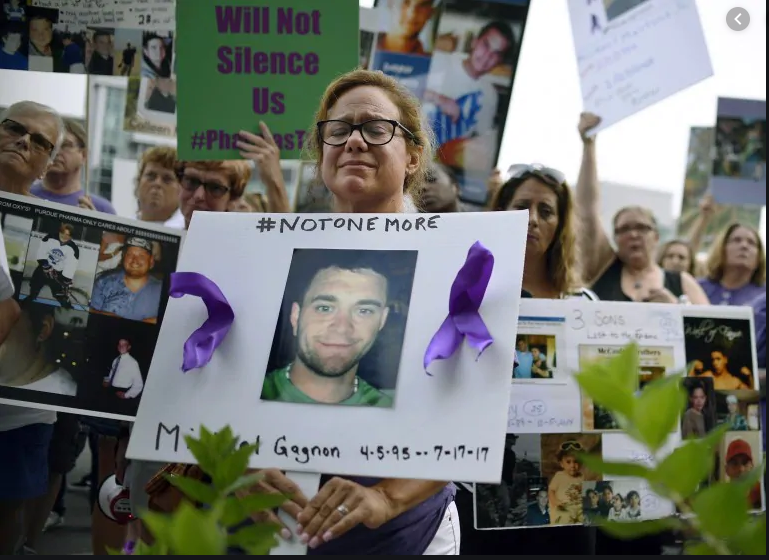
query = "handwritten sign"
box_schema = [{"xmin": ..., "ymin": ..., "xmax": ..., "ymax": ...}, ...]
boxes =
[
  {"xmin": 175, "ymin": 0, "xmax": 359, "ymax": 161},
  {"xmin": 31, "ymin": 0, "xmax": 175, "ymax": 30},
  {"xmin": 568, "ymin": 0, "xmax": 713, "ymax": 134}
]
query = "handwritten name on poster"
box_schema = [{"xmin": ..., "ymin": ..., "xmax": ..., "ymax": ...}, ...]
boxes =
[
  {"xmin": 568, "ymin": 0, "xmax": 713, "ymax": 134},
  {"xmin": 31, "ymin": 0, "xmax": 175, "ymax": 30},
  {"xmin": 176, "ymin": 0, "xmax": 359, "ymax": 161}
]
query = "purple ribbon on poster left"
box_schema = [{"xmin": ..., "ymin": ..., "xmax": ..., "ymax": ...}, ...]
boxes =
[
  {"xmin": 423, "ymin": 241, "xmax": 495, "ymax": 374},
  {"xmin": 169, "ymin": 272, "xmax": 235, "ymax": 373}
]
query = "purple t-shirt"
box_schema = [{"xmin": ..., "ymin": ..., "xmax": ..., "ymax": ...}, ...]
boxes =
[
  {"xmin": 309, "ymin": 477, "xmax": 455, "ymax": 555},
  {"xmin": 698, "ymin": 278, "xmax": 765, "ymax": 307},
  {"xmin": 30, "ymin": 182, "xmax": 116, "ymax": 215}
]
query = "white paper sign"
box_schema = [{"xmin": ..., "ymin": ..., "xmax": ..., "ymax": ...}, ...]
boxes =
[
  {"xmin": 31, "ymin": 0, "xmax": 175, "ymax": 30},
  {"xmin": 128, "ymin": 211, "xmax": 528, "ymax": 483},
  {"xmin": 568, "ymin": 0, "xmax": 713, "ymax": 134}
]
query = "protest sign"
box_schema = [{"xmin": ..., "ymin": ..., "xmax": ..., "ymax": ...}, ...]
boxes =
[
  {"xmin": 0, "ymin": 192, "xmax": 183, "ymax": 420},
  {"xmin": 568, "ymin": 0, "xmax": 713, "ymax": 135},
  {"xmin": 175, "ymin": 0, "xmax": 359, "ymax": 161},
  {"xmin": 710, "ymin": 97, "xmax": 767, "ymax": 207},
  {"xmin": 676, "ymin": 127, "xmax": 762, "ymax": 251},
  {"xmin": 128, "ymin": 211, "xmax": 529, "ymax": 482},
  {"xmin": 360, "ymin": 0, "xmax": 530, "ymax": 205}
]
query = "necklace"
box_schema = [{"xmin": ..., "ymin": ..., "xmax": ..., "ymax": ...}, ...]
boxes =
[{"xmin": 285, "ymin": 368, "xmax": 359, "ymax": 395}]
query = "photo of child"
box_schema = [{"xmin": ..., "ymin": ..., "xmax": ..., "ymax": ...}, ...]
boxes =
[{"xmin": 541, "ymin": 434, "xmax": 602, "ymax": 526}]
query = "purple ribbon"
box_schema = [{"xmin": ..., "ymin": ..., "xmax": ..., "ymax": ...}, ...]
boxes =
[
  {"xmin": 423, "ymin": 241, "xmax": 495, "ymax": 374},
  {"xmin": 169, "ymin": 272, "xmax": 235, "ymax": 373}
]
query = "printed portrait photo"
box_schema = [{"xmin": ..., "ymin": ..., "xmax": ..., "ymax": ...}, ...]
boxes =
[
  {"xmin": 139, "ymin": 76, "xmax": 177, "ymax": 122},
  {"xmin": 123, "ymin": 76, "xmax": 176, "ymax": 138},
  {"xmin": 1, "ymin": 0, "xmax": 27, "ymax": 24},
  {"xmin": 541, "ymin": 434, "xmax": 603, "ymax": 526},
  {"xmin": 0, "ymin": 211, "xmax": 32, "ymax": 281},
  {"xmin": 0, "ymin": 18, "xmax": 28, "ymax": 71},
  {"xmin": 85, "ymin": 27, "xmax": 114, "ymax": 75},
  {"xmin": 80, "ymin": 313, "xmax": 158, "ymax": 417},
  {"xmin": 141, "ymin": 30, "xmax": 173, "ymax": 79},
  {"xmin": 583, "ymin": 479, "xmax": 656, "ymax": 524},
  {"xmin": 0, "ymin": 300, "xmax": 87, "ymax": 398},
  {"xmin": 90, "ymin": 232, "xmax": 175, "ymax": 324},
  {"xmin": 26, "ymin": 5, "xmax": 57, "ymax": 72},
  {"xmin": 713, "ymin": 116, "xmax": 766, "ymax": 182},
  {"xmin": 51, "ymin": 22, "xmax": 86, "ymax": 74},
  {"xmin": 113, "ymin": 27, "xmax": 141, "ymax": 76},
  {"xmin": 474, "ymin": 434, "xmax": 543, "ymax": 529},
  {"xmin": 716, "ymin": 390, "xmax": 761, "ymax": 432},
  {"xmin": 376, "ymin": 0, "xmax": 441, "ymax": 56},
  {"xmin": 681, "ymin": 377, "xmax": 717, "ymax": 439},
  {"xmin": 262, "ymin": 248, "xmax": 419, "ymax": 408},
  {"xmin": 718, "ymin": 432, "xmax": 764, "ymax": 511},
  {"xmin": 602, "ymin": 0, "xmax": 650, "ymax": 22},
  {"xmin": 19, "ymin": 217, "xmax": 100, "ymax": 311},
  {"xmin": 359, "ymin": 29, "xmax": 375, "ymax": 69},
  {"xmin": 684, "ymin": 316, "xmax": 756, "ymax": 391},
  {"xmin": 513, "ymin": 333, "xmax": 557, "ymax": 380}
]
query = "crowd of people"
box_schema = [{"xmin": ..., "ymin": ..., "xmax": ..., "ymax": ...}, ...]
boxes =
[{"xmin": 0, "ymin": 66, "xmax": 766, "ymax": 555}]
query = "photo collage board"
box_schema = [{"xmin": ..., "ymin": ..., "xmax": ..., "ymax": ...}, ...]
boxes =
[
  {"xmin": 474, "ymin": 298, "xmax": 765, "ymax": 531},
  {"xmin": 0, "ymin": 191, "xmax": 183, "ymax": 420},
  {"xmin": 0, "ymin": 0, "xmax": 178, "ymax": 137}
]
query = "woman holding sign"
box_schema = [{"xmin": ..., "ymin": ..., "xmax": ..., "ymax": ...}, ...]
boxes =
[{"xmin": 231, "ymin": 70, "xmax": 458, "ymax": 554}]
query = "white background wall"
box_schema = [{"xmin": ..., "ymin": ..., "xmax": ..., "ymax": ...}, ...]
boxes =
[
  {"xmin": 0, "ymin": 69, "xmax": 87, "ymax": 118},
  {"xmin": 112, "ymin": 158, "xmax": 139, "ymax": 218}
]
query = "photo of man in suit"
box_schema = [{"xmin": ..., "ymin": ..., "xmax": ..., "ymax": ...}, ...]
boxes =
[{"xmin": 102, "ymin": 338, "xmax": 144, "ymax": 399}]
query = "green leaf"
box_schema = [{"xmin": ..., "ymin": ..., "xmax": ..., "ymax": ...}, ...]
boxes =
[
  {"xmin": 690, "ymin": 482, "xmax": 751, "ymax": 539},
  {"xmin": 684, "ymin": 541, "xmax": 720, "ymax": 555},
  {"xmin": 168, "ymin": 501, "xmax": 227, "ymax": 555},
  {"xmin": 237, "ymin": 491, "xmax": 289, "ymax": 514},
  {"xmin": 597, "ymin": 517, "xmax": 682, "ymax": 540},
  {"xmin": 210, "ymin": 426, "xmax": 238, "ymax": 459},
  {"xmin": 213, "ymin": 444, "xmax": 256, "ymax": 491},
  {"xmin": 633, "ymin": 375, "xmax": 686, "ymax": 452},
  {"xmin": 105, "ymin": 546, "xmax": 121, "ymax": 555},
  {"xmin": 167, "ymin": 474, "xmax": 219, "ymax": 504},
  {"xmin": 224, "ymin": 472, "xmax": 264, "ymax": 496},
  {"xmin": 575, "ymin": 370, "xmax": 637, "ymax": 424},
  {"xmin": 227, "ymin": 523, "xmax": 281, "ymax": 553},
  {"xmin": 184, "ymin": 435, "xmax": 218, "ymax": 476},
  {"xmin": 139, "ymin": 509, "xmax": 173, "ymax": 542},
  {"xmin": 221, "ymin": 496, "xmax": 251, "ymax": 528},
  {"xmin": 578, "ymin": 454, "xmax": 654, "ymax": 480},
  {"xmin": 655, "ymin": 426, "xmax": 727, "ymax": 500},
  {"xmin": 728, "ymin": 515, "xmax": 766, "ymax": 555}
]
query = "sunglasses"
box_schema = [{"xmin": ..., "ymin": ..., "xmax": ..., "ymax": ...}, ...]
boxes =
[
  {"xmin": 507, "ymin": 163, "xmax": 566, "ymax": 186},
  {"xmin": 560, "ymin": 441, "xmax": 584, "ymax": 452},
  {"xmin": 1, "ymin": 119, "xmax": 55, "ymax": 154}
]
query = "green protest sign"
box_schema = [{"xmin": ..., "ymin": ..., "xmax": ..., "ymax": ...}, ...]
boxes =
[{"xmin": 176, "ymin": 0, "xmax": 359, "ymax": 161}]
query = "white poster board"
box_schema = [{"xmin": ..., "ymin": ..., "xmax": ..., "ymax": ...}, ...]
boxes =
[
  {"xmin": 127, "ymin": 211, "xmax": 528, "ymax": 483},
  {"xmin": 568, "ymin": 0, "xmax": 713, "ymax": 134}
]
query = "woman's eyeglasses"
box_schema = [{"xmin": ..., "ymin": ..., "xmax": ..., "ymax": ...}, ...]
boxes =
[
  {"xmin": 179, "ymin": 174, "xmax": 231, "ymax": 199},
  {"xmin": 560, "ymin": 441, "xmax": 584, "ymax": 452},
  {"xmin": 1, "ymin": 119, "xmax": 55, "ymax": 154},
  {"xmin": 614, "ymin": 223, "xmax": 655, "ymax": 236},
  {"xmin": 507, "ymin": 163, "xmax": 566, "ymax": 186},
  {"xmin": 317, "ymin": 119, "xmax": 418, "ymax": 147}
]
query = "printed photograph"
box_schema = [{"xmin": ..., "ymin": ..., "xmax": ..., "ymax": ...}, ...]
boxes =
[
  {"xmin": 422, "ymin": 0, "xmax": 525, "ymax": 202},
  {"xmin": 681, "ymin": 377, "xmax": 717, "ymax": 439},
  {"xmin": 713, "ymin": 116, "xmax": 766, "ymax": 182},
  {"xmin": 513, "ymin": 334, "xmax": 556, "ymax": 380},
  {"xmin": 262, "ymin": 248, "xmax": 419, "ymax": 408},
  {"xmin": 359, "ymin": 29, "xmax": 375, "ymax": 69},
  {"xmin": 124, "ymin": 76, "xmax": 176, "ymax": 138},
  {"xmin": 79, "ymin": 313, "xmax": 158, "ymax": 417},
  {"xmin": 113, "ymin": 27, "xmax": 141, "ymax": 76},
  {"xmin": 0, "ymin": 18, "xmax": 28, "ymax": 70},
  {"xmin": 376, "ymin": 0, "xmax": 441, "ymax": 56},
  {"xmin": 684, "ymin": 316, "xmax": 756, "ymax": 390},
  {"xmin": 1, "ymin": 0, "xmax": 27, "ymax": 24},
  {"xmin": 0, "ymin": 211, "xmax": 32, "ymax": 280},
  {"xmin": 90, "ymin": 232, "xmax": 175, "ymax": 324},
  {"xmin": 52, "ymin": 22, "xmax": 86, "ymax": 73},
  {"xmin": 715, "ymin": 390, "xmax": 761, "ymax": 432},
  {"xmin": 583, "ymin": 479, "xmax": 662, "ymax": 524},
  {"xmin": 602, "ymin": 0, "xmax": 651, "ymax": 22},
  {"xmin": 718, "ymin": 431, "xmax": 764, "ymax": 510},
  {"xmin": 85, "ymin": 27, "xmax": 114, "ymax": 75},
  {"xmin": 0, "ymin": 300, "xmax": 87, "ymax": 398},
  {"xmin": 474, "ymin": 434, "xmax": 542, "ymax": 529},
  {"xmin": 138, "ymin": 76, "xmax": 177, "ymax": 122},
  {"xmin": 541, "ymin": 434, "xmax": 603, "ymax": 526},
  {"xmin": 141, "ymin": 30, "xmax": 173, "ymax": 79},
  {"xmin": 18, "ymin": 217, "xmax": 100, "ymax": 311},
  {"xmin": 26, "ymin": 5, "xmax": 57, "ymax": 72}
]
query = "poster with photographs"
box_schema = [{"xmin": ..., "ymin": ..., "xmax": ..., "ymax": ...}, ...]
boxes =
[
  {"xmin": 362, "ymin": 0, "xmax": 530, "ymax": 205},
  {"xmin": 0, "ymin": 192, "xmax": 183, "ymax": 420},
  {"xmin": 711, "ymin": 97, "xmax": 767, "ymax": 207},
  {"xmin": 128, "ymin": 210, "xmax": 529, "ymax": 481},
  {"xmin": 676, "ymin": 127, "xmax": 762, "ymax": 253}
]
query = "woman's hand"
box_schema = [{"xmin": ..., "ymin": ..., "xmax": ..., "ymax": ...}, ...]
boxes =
[
  {"xmin": 78, "ymin": 195, "xmax": 96, "ymax": 211},
  {"xmin": 699, "ymin": 193, "xmax": 717, "ymax": 217},
  {"xmin": 578, "ymin": 112, "xmax": 601, "ymax": 143},
  {"xmin": 296, "ymin": 477, "xmax": 395, "ymax": 549},
  {"xmin": 237, "ymin": 123, "xmax": 283, "ymax": 190},
  {"xmin": 246, "ymin": 469, "xmax": 309, "ymax": 541},
  {"xmin": 644, "ymin": 287, "xmax": 678, "ymax": 304}
]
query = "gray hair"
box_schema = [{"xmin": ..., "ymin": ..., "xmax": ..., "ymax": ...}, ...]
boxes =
[{"xmin": 1, "ymin": 101, "xmax": 66, "ymax": 162}]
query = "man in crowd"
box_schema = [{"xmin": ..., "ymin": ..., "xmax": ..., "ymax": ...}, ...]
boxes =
[
  {"xmin": 90, "ymin": 236, "xmax": 162, "ymax": 323},
  {"xmin": 0, "ymin": 101, "xmax": 64, "ymax": 196},
  {"xmin": 103, "ymin": 339, "xmax": 144, "ymax": 400},
  {"xmin": 419, "ymin": 163, "xmax": 471, "ymax": 213},
  {"xmin": 134, "ymin": 147, "xmax": 184, "ymax": 228},
  {"xmin": 176, "ymin": 159, "xmax": 252, "ymax": 229},
  {"xmin": 261, "ymin": 255, "xmax": 393, "ymax": 407},
  {"xmin": 31, "ymin": 117, "xmax": 115, "ymax": 213},
  {"xmin": 87, "ymin": 30, "xmax": 114, "ymax": 75},
  {"xmin": 25, "ymin": 223, "xmax": 79, "ymax": 309}
]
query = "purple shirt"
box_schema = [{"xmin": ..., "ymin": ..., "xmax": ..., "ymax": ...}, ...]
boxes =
[
  {"xmin": 697, "ymin": 278, "xmax": 765, "ymax": 307},
  {"xmin": 30, "ymin": 182, "xmax": 116, "ymax": 215},
  {"xmin": 310, "ymin": 478, "xmax": 455, "ymax": 555},
  {"xmin": 753, "ymin": 294, "xmax": 766, "ymax": 450}
]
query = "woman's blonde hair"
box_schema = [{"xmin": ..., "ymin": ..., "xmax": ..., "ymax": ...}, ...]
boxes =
[
  {"xmin": 491, "ymin": 173, "xmax": 582, "ymax": 296},
  {"xmin": 706, "ymin": 222, "xmax": 766, "ymax": 286},
  {"xmin": 306, "ymin": 68, "xmax": 434, "ymax": 194}
]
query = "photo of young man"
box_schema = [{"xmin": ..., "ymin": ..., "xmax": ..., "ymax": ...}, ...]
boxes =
[
  {"xmin": 376, "ymin": 0, "xmax": 440, "ymax": 56},
  {"xmin": 24, "ymin": 223, "xmax": 79, "ymax": 309},
  {"xmin": 102, "ymin": 338, "xmax": 144, "ymax": 400}
]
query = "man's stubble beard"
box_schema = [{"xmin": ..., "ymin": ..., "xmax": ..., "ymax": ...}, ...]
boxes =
[{"xmin": 296, "ymin": 334, "xmax": 374, "ymax": 379}]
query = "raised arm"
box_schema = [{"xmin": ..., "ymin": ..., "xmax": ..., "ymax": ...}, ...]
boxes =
[
  {"xmin": 574, "ymin": 113, "xmax": 615, "ymax": 285},
  {"xmin": 237, "ymin": 122, "xmax": 291, "ymax": 213}
]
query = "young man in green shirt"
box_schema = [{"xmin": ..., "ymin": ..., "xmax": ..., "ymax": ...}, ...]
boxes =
[{"xmin": 262, "ymin": 261, "xmax": 393, "ymax": 407}]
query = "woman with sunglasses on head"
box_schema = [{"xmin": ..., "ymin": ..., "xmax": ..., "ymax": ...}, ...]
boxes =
[{"xmin": 574, "ymin": 113, "xmax": 709, "ymax": 306}]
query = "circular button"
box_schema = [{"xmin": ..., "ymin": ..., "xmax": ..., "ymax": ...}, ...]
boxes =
[{"xmin": 726, "ymin": 7, "xmax": 750, "ymax": 31}]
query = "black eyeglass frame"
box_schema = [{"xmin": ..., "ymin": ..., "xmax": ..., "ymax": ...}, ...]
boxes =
[
  {"xmin": 0, "ymin": 118, "xmax": 56, "ymax": 154},
  {"xmin": 176, "ymin": 170, "xmax": 232, "ymax": 199},
  {"xmin": 316, "ymin": 119, "xmax": 420, "ymax": 147}
]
